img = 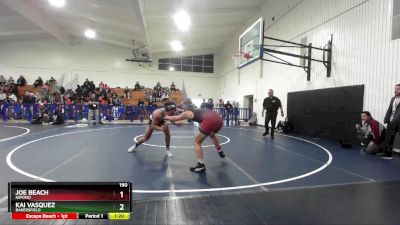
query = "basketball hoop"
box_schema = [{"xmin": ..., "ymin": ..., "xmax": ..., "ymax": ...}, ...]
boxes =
[{"xmin": 232, "ymin": 51, "xmax": 253, "ymax": 68}]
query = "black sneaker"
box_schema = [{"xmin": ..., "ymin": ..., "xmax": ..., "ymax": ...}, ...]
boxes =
[
  {"xmin": 190, "ymin": 163, "xmax": 206, "ymax": 174},
  {"xmin": 377, "ymin": 152, "xmax": 393, "ymax": 159},
  {"xmin": 218, "ymin": 151, "xmax": 226, "ymax": 158},
  {"xmin": 262, "ymin": 132, "xmax": 269, "ymax": 136}
]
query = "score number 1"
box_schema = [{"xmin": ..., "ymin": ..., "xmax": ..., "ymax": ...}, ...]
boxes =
[{"xmin": 119, "ymin": 182, "xmax": 128, "ymax": 199}]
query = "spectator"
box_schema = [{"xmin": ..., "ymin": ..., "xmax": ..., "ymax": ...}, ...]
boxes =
[
  {"xmin": 241, "ymin": 112, "xmax": 257, "ymax": 126},
  {"xmin": 99, "ymin": 81, "xmax": 105, "ymax": 89},
  {"xmin": 31, "ymin": 104, "xmax": 49, "ymax": 125},
  {"xmin": 75, "ymin": 85, "xmax": 83, "ymax": 101},
  {"xmin": 276, "ymin": 117, "xmax": 294, "ymax": 134},
  {"xmin": 224, "ymin": 101, "xmax": 233, "ymax": 125},
  {"xmin": 64, "ymin": 95, "xmax": 73, "ymax": 105},
  {"xmin": 22, "ymin": 92, "xmax": 31, "ymax": 104},
  {"xmin": 156, "ymin": 81, "xmax": 162, "ymax": 89},
  {"xmin": 34, "ymin": 92, "xmax": 41, "ymax": 103},
  {"xmin": 43, "ymin": 81, "xmax": 49, "ymax": 91},
  {"xmin": 0, "ymin": 88, "xmax": 6, "ymax": 103},
  {"xmin": 53, "ymin": 91, "xmax": 62, "ymax": 104},
  {"xmin": 378, "ymin": 84, "xmax": 400, "ymax": 159},
  {"xmin": 51, "ymin": 108, "xmax": 64, "ymax": 125},
  {"xmin": 134, "ymin": 81, "xmax": 141, "ymax": 91},
  {"xmin": 0, "ymin": 75, "xmax": 6, "ymax": 85},
  {"xmin": 59, "ymin": 86, "xmax": 65, "ymax": 95},
  {"xmin": 6, "ymin": 76, "xmax": 14, "ymax": 86},
  {"xmin": 356, "ymin": 111, "xmax": 384, "ymax": 154},
  {"xmin": 49, "ymin": 76, "xmax": 56, "ymax": 86},
  {"xmin": 40, "ymin": 86, "xmax": 50, "ymax": 103},
  {"xmin": 88, "ymin": 94, "xmax": 100, "ymax": 125},
  {"xmin": 33, "ymin": 76, "xmax": 43, "ymax": 87},
  {"xmin": 200, "ymin": 99, "xmax": 208, "ymax": 109},
  {"xmin": 262, "ymin": 89, "xmax": 284, "ymax": 139},
  {"xmin": 16, "ymin": 75, "xmax": 26, "ymax": 87},
  {"xmin": 83, "ymin": 78, "xmax": 90, "ymax": 88},
  {"xmin": 249, "ymin": 112, "xmax": 257, "ymax": 125},
  {"xmin": 89, "ymin": 81, "xmax": 96, "ymax": 92},
  {"xmin": 224, "ymin": 101, "xmax": 233, "ymax": 110},
  {"xmin": 124, "ymin": 86, "xmax": 130, "ymax": 99},
  {"xmin": 218, "ymin": 99, "xmax": 224, "ymax": 107},
  {"xmin": 162, "ymin": 91, "xmax": 169, "ymax": 101},
  {"xmin": 138, "ymin": 98, "xmax": 145, "ymax": 107},
  {"xmin": 8, "ymin": 92, "xmax": 17, "ymax": 103},
  {"xmin": 207, "ymin": 98, "xmax": 214, "ymax": 110},
  {"xmin": 233, "ymin": 101, "xmax": 239, "ymax": 124},
  {"xmin": 29, "ymin": 93, "xmax": 36, "ymax": 103},
  {"xmin": 170, "ymin": 82, "xmax": 176, "ymax": 92}
]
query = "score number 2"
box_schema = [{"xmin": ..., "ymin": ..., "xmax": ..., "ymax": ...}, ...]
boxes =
[{"xmin": 118, "ymin": 183, "xmax": 128, "ymax": 211}]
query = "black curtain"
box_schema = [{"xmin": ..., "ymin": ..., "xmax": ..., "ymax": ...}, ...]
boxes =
[{"xmin": 287, "ymin": 85, "xmax": 364, "ymax": 144}]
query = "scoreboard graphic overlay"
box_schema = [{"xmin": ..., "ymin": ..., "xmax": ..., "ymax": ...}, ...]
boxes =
[{"xmin": 8, "ymin": 182, "xmax": 132, "ymax": 220}]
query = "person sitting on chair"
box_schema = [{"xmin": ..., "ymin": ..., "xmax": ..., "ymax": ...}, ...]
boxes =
[
  {"xmin": 17, "ymin": 75, "xmax": 26, "ymax": 87},
  {"xmin": 51, "ymin": 108, "xmax": 64, "ymax": 125},
  {"xmin": 33, "ymin": 76, "xmax": 43, "ymax": 87},
  {"xmin": 249, "ymin": 112, "xmax": 257, "ymax": 126},
  {"xmin": 276, "ymin": 117, "xmax": 294, "ymax": 133},
  {"xmin": 356, "ymin": 111, "xmax": 384, "ymax": 154}
]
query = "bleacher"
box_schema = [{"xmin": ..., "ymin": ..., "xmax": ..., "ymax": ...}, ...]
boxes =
[
  {"xmin": 2, "ymin": 83, "xmax": 183, "ymax": 106},
  {"xmin": 17, "ymin": 85, "xmax": 41, "ymax": 95}
]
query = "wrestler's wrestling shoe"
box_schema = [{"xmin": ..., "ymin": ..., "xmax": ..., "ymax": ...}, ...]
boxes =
[
  {"xmin": 166, "ymin": 150, "xmax": 174, "ymax": 157},
  {"xmin": 128, "ymin": 143, "xmax": 139, "ymax": 153},
  {"xmin": 190, "ymin": 163, "xmax": 206, "ymax": 174}
]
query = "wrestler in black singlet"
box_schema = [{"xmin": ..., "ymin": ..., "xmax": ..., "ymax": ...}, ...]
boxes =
[{"xmin": 189, "ymin": 108, "xmax": 208, "ymax": 123}]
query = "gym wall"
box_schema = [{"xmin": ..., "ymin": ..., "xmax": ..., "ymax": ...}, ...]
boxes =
[
  {"xmin": 219, "ymin": 0, "xmax": 399, "ymax": 126},
  {"xmin": 0, "ymin": 39, "xmax": 220, "ymax": 100}
]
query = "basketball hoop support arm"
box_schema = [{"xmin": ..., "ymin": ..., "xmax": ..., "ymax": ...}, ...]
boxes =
[{"xmin": 261, "ymin": 34, "xmax": 333, "ymax": 81}]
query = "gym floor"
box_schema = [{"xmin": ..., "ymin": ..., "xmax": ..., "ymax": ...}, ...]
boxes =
[{"xmin": 0, "ymin": 124, "xmax": 400, "ymax": 224}]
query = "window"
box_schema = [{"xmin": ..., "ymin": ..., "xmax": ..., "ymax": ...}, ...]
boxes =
[
  {"xmin": 158, "ymin": 54, "xmax": 214, "ymax": 73},
  {"xmin": 392, "ymin": 0, "xmax": 400, "ymax": 40}
]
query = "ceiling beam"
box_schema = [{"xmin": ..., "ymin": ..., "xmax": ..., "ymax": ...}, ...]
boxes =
[
  {"xmin": 135, "ymin": 0, "xmax": 152, "ymax": 57},
  {"xmin": 52, "ymin": 10, "xmax": 144, "ymax": 33},
  {"xmin": 2, "ymin": 0, "xmax": 74, "ymax": 45},
  {"xmin": 148, "ymin": 25, "xmax": 241, "ymax": 35},
  {"xmin": 145, "ymin": 7, "xmax": 259, "ymax": 18},
  {"xmin": 0, "ymin": 29, "xmax": 44, "ymax": 36},
  {"xmin": 151, "ymin": 36, "xmax": 227, "ymax": 45},
  {"xmin": 78, "ymin": 35, "xmax": 133, "ymax": 49},
  {"xmin": 0, "ymin": 15, "xmax": 28, "ymax": 23},
  {"xmin": 147, "ymin": 20, "xmax": 246, "ymax": 32}
]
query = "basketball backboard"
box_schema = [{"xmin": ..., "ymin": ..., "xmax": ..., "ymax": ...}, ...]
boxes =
[{"xmin": 238, "ymin": 17, "xmax": 264, "ymax": 68}]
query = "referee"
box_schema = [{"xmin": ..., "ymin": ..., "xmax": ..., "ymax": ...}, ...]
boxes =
[{"xmin": 262, "ymin": 89, "xmax": 284, "ymax": 139}]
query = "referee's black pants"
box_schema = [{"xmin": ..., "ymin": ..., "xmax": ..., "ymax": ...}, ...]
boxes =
[
  {"xmin": 381, "ymin": 120, "xmax": 399, "ymax": 153},
  {"xmin": 265, "ymin": 111, "xmax": 278, "ymax": 135}
]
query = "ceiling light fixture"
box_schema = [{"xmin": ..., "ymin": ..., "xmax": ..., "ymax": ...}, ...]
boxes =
[
  {"xmin": 173, "ymin": 10, "xmax": 191, "ymax": 31},
  {"xmin": 48, "ymin": 0, "xmax": 65, "ymax": 8},
  {"xmin": 170, "ymin": 40, "xmax": 183, "ymax": 51},
  {"xmin": 84, "ymin": 29, "xmax": 96, "ymax": 39}
]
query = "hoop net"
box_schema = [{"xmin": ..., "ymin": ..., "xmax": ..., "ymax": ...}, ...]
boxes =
[{"xmin": 232, "ymin": 51, "xmax": 252, "ymax": 68}]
